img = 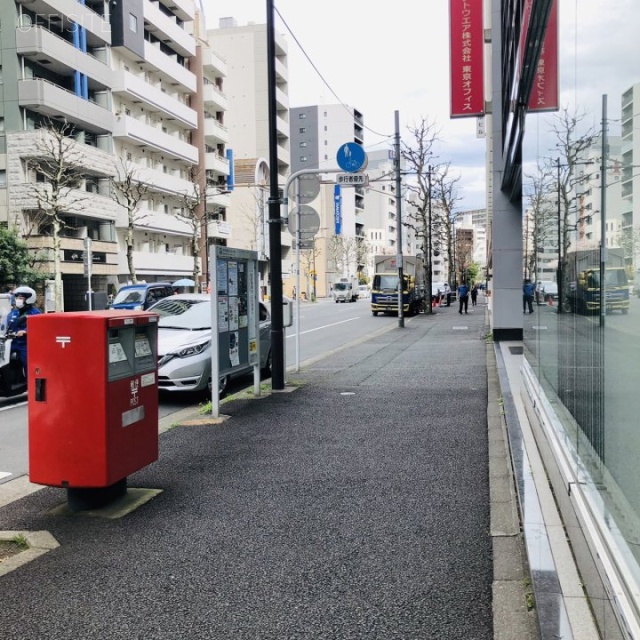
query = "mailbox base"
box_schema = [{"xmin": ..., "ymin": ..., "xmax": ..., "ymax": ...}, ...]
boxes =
[{"xmin": 66, "ymin": 478, "xmax": 128, "ymax": 512}]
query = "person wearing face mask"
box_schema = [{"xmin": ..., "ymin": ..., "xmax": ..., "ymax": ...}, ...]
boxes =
[{"xmin": 6, "ymin": 286, "xmax": 41, "ymax": 378}]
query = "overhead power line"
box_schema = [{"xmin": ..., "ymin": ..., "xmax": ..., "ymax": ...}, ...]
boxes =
[{"xmin": 274, "ymin": 6, "xmax": 394, "ymax": 141}]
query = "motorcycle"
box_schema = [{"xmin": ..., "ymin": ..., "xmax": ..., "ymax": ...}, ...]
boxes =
[{"xmin": 0, "ymin": 331, "xmax": 28, "ymax": 398}]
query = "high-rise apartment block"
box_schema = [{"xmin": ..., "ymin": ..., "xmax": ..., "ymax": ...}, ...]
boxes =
[{"xmin": 0, "ymin": 0, "xmax": 232, "ymax": 309}]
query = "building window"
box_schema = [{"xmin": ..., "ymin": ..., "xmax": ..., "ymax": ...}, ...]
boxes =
[
  {"xmin": 324, "ymin": 125, "xmax": 328, "ymax": 132},
  {"xmin": 298, "ymin": 113, "xmax": 307, "ymax": 119},
  {"xmin": 300, "ymin": 156, "xmax": 307, "ymax": 163},
  {"xmin": 129, "ymin": 13, "xmax": 138, "ymax": 33},
  {"xmin": 0, "ymin": 169, "xmax": 6, "ymax": 188},
  {"xmin": 299, "ymin": 127, "xmax": 306, "ymax": 133},
  {"xmin": 300, "ymin": 142, "xmax": 307, "ymax": 148}
]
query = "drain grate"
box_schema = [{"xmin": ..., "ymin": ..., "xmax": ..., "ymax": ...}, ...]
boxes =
[{"xmin": 508, "ymin": 346, "xmax": 523, "ymax": 355}]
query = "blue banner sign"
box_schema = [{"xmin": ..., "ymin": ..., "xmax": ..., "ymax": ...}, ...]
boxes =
[{"xmin": 334, "ymin": 185, "xmax": 342, "ymax": 235}]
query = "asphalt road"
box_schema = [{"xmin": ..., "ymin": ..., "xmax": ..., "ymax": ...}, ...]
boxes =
[{"xmin": 0, "ymin": 297, "xmax": 398, "ymax": 484}]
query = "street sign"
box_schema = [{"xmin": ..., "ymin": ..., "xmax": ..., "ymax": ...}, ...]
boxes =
[
  {"xmin": 292, "ymin": 239, "xmax": 314, "ymax": 250},
  {"xmin": 337, "ymin": 173, "xmax": 369, "ymax": 186},
  {"xmin": 336, "ymin": 142, "xmax": 368, "ymax": 173},
  {"xmin": 288, "ymin": 204, "xmax": 320, "ymax": 237},
  {"xmin": 287, "ymin": 174, "xmax": 321, "ymax": 204}
]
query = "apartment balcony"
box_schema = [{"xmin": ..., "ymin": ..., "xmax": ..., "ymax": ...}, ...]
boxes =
[
  {"xmin": 27, "ymin": 236, "xmax": 119, "ymax": 276},
  {"xmin": 202, "ymin": 48, "xmax": 227, "ymax": 76},
  {"xmin": 205, "ymin": 188, "xmax": 231, "ymax": 209},
  {"xmin": 129, "ymin": 164, "xmax": 195, "ymax": 196},
  {"xmin": 205, "ymin": 153, "xmax": 229, "ymax": 175},
  {"xmin": 161, "ymin": 0, "xmax": 195, "ymax": 22},
  {"xmin": 118, "ymin": 250, "xmax": 197, "ymax": 277},
  {"xmin": 202, "ymin": 83, "xmax": 228, "ymax": 111},
  {"xmin": 275, "ymin": 85, "xmax": 289, "ymax": 111},
  {"xmin": 274, "ymin": 56, "xmax": 288, "ymax": 83},
  {"xmin": 276, "ymin": 114, "xmax": 289, "ymax": 138},
  {"xmin": 116, "ymin": 208, "xmax": 193, "ymax": 236},
  {"xmin": 16, "ymin": 0, "xmax": 111, "ymax": 45},
  {"xmin": 18, "ymin": 78, "xmax": 114, "ymax": 134},
  {"xmin": 208, "ymin": 220, "xmax": 232, "ymax": 239},
  {"xmin": 203, "ymin": 118, "xmax": 229, "ymax": 145},
  {"xmin": 13, "ymin": 183, "xmax": 120, "ymax": 219},
  {"xmin": 112, "ymin": 70, "xmax": 197, "ymax": 129},
  {"xmin": 7, "ymin": 130, "xmax": 116, "ymax": 177},
  {"xmin": 143, "ymin": 0, "xmax": 196, "ymax": 58},
  {"xmin": 141, "ymin": 41, "xmax": 196, "ymax": 93},
  {"xmin": 113, "ymin": 114, "xmax": 198, "ymax": 163},
  {"xmin": 16, "ymin": 26, "xmax": 113, "ymax": 89}
]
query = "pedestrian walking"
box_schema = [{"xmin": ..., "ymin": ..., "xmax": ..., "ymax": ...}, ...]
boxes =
[
  {"xmin": 458, "ymin": 282, "xmax": 470, "ymax": 314},
  {"xmin": 471, "ymin": 283, "xmax": 478, "ymax": 306},
  {"xmin": 523, "ymin": 278, "xmax": 535, "ymax": 314}
]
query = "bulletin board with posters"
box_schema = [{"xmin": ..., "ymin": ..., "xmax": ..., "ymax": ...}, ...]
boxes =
[{"xmin": 210, "ymin": 246, "xmax": 260, "ymax": 380}]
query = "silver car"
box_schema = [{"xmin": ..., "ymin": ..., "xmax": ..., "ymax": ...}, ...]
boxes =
[{"xmin": 149, "ymin": 293, "xmax": 272, "ymax": 395}]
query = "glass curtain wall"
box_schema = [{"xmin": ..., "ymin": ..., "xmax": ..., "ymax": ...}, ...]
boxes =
[{"xmin": 522, "ymin": 0, "xmax": 640, "ymax": 590}]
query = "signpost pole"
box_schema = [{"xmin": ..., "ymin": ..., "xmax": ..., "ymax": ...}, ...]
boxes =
[
  {"xmin": 395, "ymin": 111, "xmax": 404, "ymax": 328},
  {"xmin": 84, "ymin": 236, "xmax": 93, "ymax": 311},
  {"xmin": 295, "ymin": 177, "xmax": 301, "ymax": 372}
]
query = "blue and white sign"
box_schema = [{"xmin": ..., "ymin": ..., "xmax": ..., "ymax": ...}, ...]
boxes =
[
  {"xmin": 334, "ymin": 185, "xmax": 342, "ymax": 235},
  {"xmin": 336, "ymin": 142, "xmax": 368, "ymax": 173}
]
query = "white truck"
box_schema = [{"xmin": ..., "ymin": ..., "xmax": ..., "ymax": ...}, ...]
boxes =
[{"xmin": 332, "ymin": 277, "xmax": 359, "ymax": 303}]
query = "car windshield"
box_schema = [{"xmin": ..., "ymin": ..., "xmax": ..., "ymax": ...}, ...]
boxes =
[
  {"xmin": 373, "ymin": 275, "xmax": 399, "ymax": 291},
  {"xmin": 334, "ymin": 283, "xmax": 348, "ymax": 291},
  {"xmin": 113, "ymin": 287, "xmax": 145, "ymax": 305},
  {"xmin": 153, "ymin": 298, "xmax": 211, "ymax": 330}
]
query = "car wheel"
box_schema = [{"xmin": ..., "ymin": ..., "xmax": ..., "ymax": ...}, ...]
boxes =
[{"xmin": 215, "ymin": 374, "xmax": 229, "ymax": 397}]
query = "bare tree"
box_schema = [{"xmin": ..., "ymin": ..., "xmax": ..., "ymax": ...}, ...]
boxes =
[
  {"xmin": 27, "ymin": 119, "xmax": 87, "ymax": 310},
  {"xmin": 401, "ymin": 118, "xmax": 439, "ymax": 311},
  {"xmin": 548, "ymin": 107, "xmax": 598, "ymax": 310},
  {"xmin": 431, "ymin": 162, "xmax": 462, "ymax": 286},
  {"xmin": 525, "ymin": 163, "xmax": 556, "ymax": 281},
  {"xmin": 111, "ymin": 160, "xmax": 150, "ymax": 284},
  {"xmin": 174, "ymin": 173, "xmax": 205, "ymax": 286},
  {"xmin": 328, "ymin": 234, "xmax": 359, "ymax": 277}
]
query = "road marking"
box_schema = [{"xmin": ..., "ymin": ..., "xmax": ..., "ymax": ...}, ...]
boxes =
[
  {"xmin": 286, "ymin": 317, "xmax": 361, "ymax": 338},
  {"xmin": 0, "ymin": 472, "xmax": 12, "ymax": 481},
  {"xmin": 0, "ymin": 400, "xmax": 28, "ymax": 412}
]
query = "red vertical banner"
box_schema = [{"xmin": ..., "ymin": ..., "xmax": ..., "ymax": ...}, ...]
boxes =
[
  {"xmin": 449, "ymin": 0, "xmax": 485, "ymax": 118},
  {"xmin": 528, "ymin": 0, "xmax": 559, "ymax": 112}
]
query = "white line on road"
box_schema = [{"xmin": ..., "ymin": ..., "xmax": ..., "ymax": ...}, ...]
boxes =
[
  {"xmin": 0, "ymin": 400, "xmax": 28, "ymax": 413},
  {"xmin": 286, "ymin": 317, "xmax": 361, "ymax": 338}
]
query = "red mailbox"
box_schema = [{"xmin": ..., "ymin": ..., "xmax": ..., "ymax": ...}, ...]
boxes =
[{"xmin": 28, "ymin": 311, "xmax": 159, "ymax": 489}]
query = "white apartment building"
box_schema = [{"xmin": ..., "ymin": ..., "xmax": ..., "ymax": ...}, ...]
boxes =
[
  {"xmin": 0, "ymin": 0, "xmax": 230, "ymax": 309},
  {"xmin": 289, "ymin": 104, "xmax": 365, "ymax": 296},
  {"xmin": 364, "ymin": 149, "xmax": 402, "ymax": 275},
  {"xmin": 208, "ymin": 18, "xmax": 291, "ymax": 296},
  {"xmin": 621, "ymin": 84, "xmax": 640, "ymax": 269}
]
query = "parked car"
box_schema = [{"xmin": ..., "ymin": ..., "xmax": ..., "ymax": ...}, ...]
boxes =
[
  {"xmin": 110, "ymin": 282, "xmax": 174, "ymax": 311},
  {"xmin": 358, "ymin": 284, "xmax": 370, "ymax": 299},
  {"xmin": 149, "ymin": 293, "xmax": 272, "ymax": 396}
]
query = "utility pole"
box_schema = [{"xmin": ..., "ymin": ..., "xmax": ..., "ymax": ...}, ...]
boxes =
[
  {"xmin": 266, "ymin": 0, "xmax": 284, "ymax": 389},
  {"xmin": 427, "ymin": 165, "xmax": 433, "ymax": 313},
  {"xmin": 394, "ymin": 111, "xmax": 404, "ymax": 327},
  {"xmin": 600, "ymin": 94, "xmax": 608, "ymax": 329}
]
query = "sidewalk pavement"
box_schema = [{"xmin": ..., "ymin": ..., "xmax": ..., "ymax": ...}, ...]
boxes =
[{"xmin": 0, "ymin": 301, "xmax": 539, "ymax": 639}]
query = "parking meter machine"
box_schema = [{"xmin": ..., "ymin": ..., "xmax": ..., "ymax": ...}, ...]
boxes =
[{"xmin": 28, "ymin": 311, "xmax": 159, "ymax": 489}]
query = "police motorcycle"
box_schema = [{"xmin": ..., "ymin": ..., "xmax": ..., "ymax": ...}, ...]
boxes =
[{"xmin": 0, "ymin": 330, "xmax": 27, "ymax": 398}]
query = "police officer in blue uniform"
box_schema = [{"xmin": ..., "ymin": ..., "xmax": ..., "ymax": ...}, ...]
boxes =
[{"xmin": 6, "ymin": 286, "xmax": 41, "ymax": 376}]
